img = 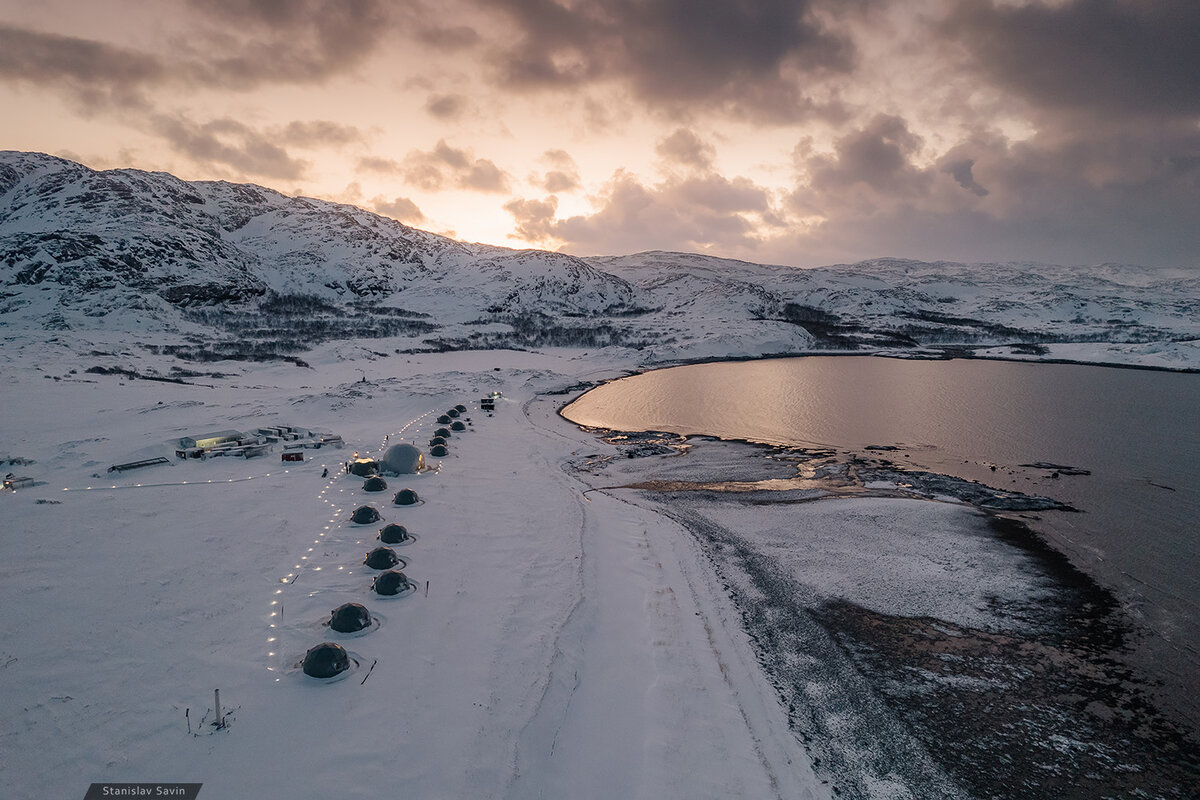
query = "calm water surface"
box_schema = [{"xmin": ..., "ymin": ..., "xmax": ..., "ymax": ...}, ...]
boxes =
[{"xmin": 564, "ymin": 356, "xmax": 1200, "ymax": 686}]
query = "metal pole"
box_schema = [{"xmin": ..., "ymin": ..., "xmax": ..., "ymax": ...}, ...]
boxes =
[{"xmin": 214, "ymin": 689, "xmax": 223, "ymax": 728}]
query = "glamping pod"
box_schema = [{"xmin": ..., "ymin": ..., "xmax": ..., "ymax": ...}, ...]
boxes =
[
  {"xmin": 364, "ymin": 546, "xmax": 400, "ymax": 570},
  {"xmin": 454, "ymin": 404, "xmax": 467, "ymax": 413},
  {"xmin": 351, "ymin": 505, "xmax": 381, "ymax": 524},
  {"xmin": 362, "ymin": 476, "xmax": 388, "ymax": 492},
  {"xmin": 379, "ymin": 443, "xmax": 424, "ymax": 475},
  {"xmin": 434, "ymin": 427, "xmax": 452, "ymax": 438},
  {"xmin": 302, "ymin": 642, "xmax": 350, "ymax": 678},
  {"xmin": 436, "ymin": 414, "xmax": 452, "ymax": 425},
  {"xmin": 329, "ymin": 603, "xmax": 372, "ymax": 633},
  {"xmin": 349, "ymin": 459, "xmax": 379, "ymax": 477},
  {"xmin": 429, "ymin": 436, "xmax": 447, "ymax": 447},
  {"xmin": 430, "ymin": 444, "xmax": 448, "ymax": 457},
  {"xmin": 393, "ymin": 488, "xmax": 419, "ymax": 506},
  {"xmin": 450, "ymin": 421, "xmax": 467, "ymax": 431},
  {"xmin": 379, "ymin": 523, "xmax": 409, "ymax": 544},
  {"xmin": 446, "ymin": 408, "xmax": 460, "ymax": 418},
  {"xmin": 373, "ymin": 570, "xmax": 410, "ymax": 596}
]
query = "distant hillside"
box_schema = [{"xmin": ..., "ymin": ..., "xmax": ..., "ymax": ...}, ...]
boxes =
[{"xmin": 2, "ymin": 151, "xmax": 1197, "ymax": 366}]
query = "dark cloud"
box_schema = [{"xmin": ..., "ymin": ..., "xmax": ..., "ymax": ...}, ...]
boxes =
[
  {"xmin": 656, "ymin": 128, "xmax": 715, "ymax": 170},
  {"xmin": 809, "ymin": 114, "xmax": 928, "ymax": 194},
  {"xmin": 533, "ymin": 149, "xmax": 581, "ymax": 192},
  {"xmin": 941, "ymin": 157, "xmax": 988, "ymax": 197},
  {"xmin": 944, "ymin": 0, "xmax": 1200, "ymax": 119},
  {"xmin": 276, "ymin": 120, "xmax": 365, "ymax": 148},
  {"xmin": 481, "ymin": 0, "xmax": 853, "ymax": 121},
  {"xmin": 425, "ymin": 93, "xmax": 468, "ymax": 120},
  {"xmin": 357, "ymin": 156, "xmax": 404, "ymax": 174},
  {"xmin": 397, "ymin": 140, "xmax": 512, "ymax": 193},
  {"xmin": 151, "ymin": 114, "xmax": 309, "ymax": 180},
  {"xmin": 782, "ymin": 115, "xmax": 1200, "ymax": 267},
  {"xmin": 0, "ymin": 23, "xmax": 163, "ymax": 109},
  {"xmin": 180, "ymin": 0, "xmax": 392, "ymax": 87},
  {"xmin": 416, "ymin": 23, "xmax": 481, "ymax": 50},
  {"xmin": 372, "ymin": 195, "xmax": 426, "ymax": 223}
]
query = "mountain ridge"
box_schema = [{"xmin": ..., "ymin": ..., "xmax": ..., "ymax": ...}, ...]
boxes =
[{"xmin": 2, "ymin": 151, "xmax": 1197, "ymax": 368}]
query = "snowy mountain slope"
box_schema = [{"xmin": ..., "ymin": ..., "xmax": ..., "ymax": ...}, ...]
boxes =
[{"xmin": 2, "ymin": 151, "xmax": 1197, "ymax": 368}]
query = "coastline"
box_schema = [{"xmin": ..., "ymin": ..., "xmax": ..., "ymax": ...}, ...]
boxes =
[{"xmin": 554, "ymin": 360, "xmax": 1200, "ymax": 796}]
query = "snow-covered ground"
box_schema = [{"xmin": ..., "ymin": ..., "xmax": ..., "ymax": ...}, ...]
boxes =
[{"xmin": 0, "ymin": 345, "xmax": 830, "ymax": 800}]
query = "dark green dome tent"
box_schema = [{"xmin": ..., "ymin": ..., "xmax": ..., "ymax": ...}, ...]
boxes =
[
  {"xmin": 450, "ymin": 420, "xmax": 466, "ymax": 431},
  {"xmin": 349, "ymin": 459, "xmax": 379, "ymax": 477},
  {"xmin": 446, "ymin": 408, "xmax": 460, "ymax": 418},
  {"xmin": 379, "ymin": 443, "xmax": 424, "ymax": 475},
  {"xmin": 429, "ymin": 444, "xmax": 448, "ymax": 457},
  {"xmin": 379, "ymin": 523, "xmax": 409, "ymax": 544},
  {"xmin": 302, "ymin": 642, "xmax": 350, "ymax": 678},
  {"xmin": 373, "ymin": 570, "xmax": 410, "ymax": 596},
  {"xmin": 434, "ymin": 427, "xmax": 452, "ymax": 438},
  {"xmin": 329, "ymin": 602, "xmax": 372, "ymax": 633},
  {"xmin": 454, "ymin": 404, "xmax": 467, "ymax": 413},
  {"xmin": 436, "ymin": 414, "xmax": 452, "ymax": 424},
  {"xmin": 351, "ymin": 505, "xmax": 381, "ymax": 524},
  {"xmin": 362, "ymin": 476, "xmax": 388, "ymax": 492},
  {"xmin": 429, "ymin": 436, "xmax": 447, "ymax": 447},
  {"xmin": 393, "ymin": 488, "xmax": 419, "ymax": 506},
  {"xmin": 364, "ymin": 546, "xmax": 401, "ymax": 570}
]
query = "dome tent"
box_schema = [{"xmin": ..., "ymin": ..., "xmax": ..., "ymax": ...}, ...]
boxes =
[
  {"xmin": 302, "ymin": 642, "xmax": 350, "ymax": 678},
  {"xmin": 393, "ymin": 488, "xmax": 419, "ymax": 506},
  {"xmin": 373, "ymin": 570, "xmax": 410, "ymax": 596},
  {"xmin": 454, "ymin": 404, "xmax": 467, "ymax": 413},
  {"xmin": 379, "ymin": 523, "xmax": 409, "ymax": 544},
  {"xmin": 450, "ymin": 420, "xmax": 467, "ymax": 431},
  {"xmin": 430, "ymin": 444, "xmax": 448, "ymax": 457},
  {"xmin": 436, "ymin": 414, "xmax": 452, "ymax": 425},
  {"xmin": 446, "ymin": 408, "xmax": 460, "ymax": 418},
  {"xmin": 351, "ymin": 505, "xmax": 381, "ymax": 524},
  {"xmin": 363, "ymin": 476, "xmax": 388, "ymax": 492},
  {"xmin": 349, "ymin": 459, "xmax": 378, "ymax": 477},
  {"xmin": 434, "ymin": 427, "xmax": 452, "ymax": 438},
  {"xmin": 364, "ymin": 546, "xmax": 401, "ymax": 570},
  {"xmin": 329, "ymin": 602, "xmax": 372, "ymax": 633},
  {"xmin": 379, "ymin": 443, "xmax": 424, "ymax": 475},
  {"xmin": 429, "ymin": 436, "xmax": 447, "ymax": 447}
]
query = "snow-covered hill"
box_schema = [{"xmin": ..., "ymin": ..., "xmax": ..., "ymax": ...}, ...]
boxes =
[{"xmin": 2, "ymin": 151, "xmax": 1197, "ymax": 369}]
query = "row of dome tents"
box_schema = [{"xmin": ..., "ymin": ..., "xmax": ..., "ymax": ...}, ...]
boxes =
[
  {"xmin": 305, "ymin": 402, "xmax": 480, "ymax": 679},
  {"xmin": 304, "ymin": 436, "xmax": 442, "ymax": 678}
]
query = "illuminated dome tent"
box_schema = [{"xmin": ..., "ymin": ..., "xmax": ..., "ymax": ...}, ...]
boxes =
[
  {"xmin": 454, "ymin": 404, "xmax": 467, "ymax": 413},
  {"xmin": 363, "ymin": 476, "xmax": 388, "ymax": 492},
  {"xmin": 364, "ymin": 546, "xmax": 400, "ymax": 570},
  {"xmin": 393, "ymin": 488, "xmax": 419, "ymax": 506},
  {"xmin": 446, "ymin": 408, "xmax": 460, "ymax": 418},
  {"xmin": 329, "ymin": 602, "xmax": 372, "ymax": 633},
  {"xmin": 373, "ymin": 570, "xmax": 410, "ymax": 596},
  {"xmin": 302, "ymin": 642, "xmax": 350, "ymax": 678},
  {"xmin": 349, "ymin": 459, "xmax": 378, "ymax": 477},
  {"xmin": 436, "ymin": 414, "xmax": 452, "ymax": 425},
  {"xmin": 351, "ymin": 505, "xmax": 381, "ymax": 524},
  {"xmin": 430, "ymin": 444, "xmax": 448, "ymax": 457},
  {"xmin": 450, "ymin": 420, "xmax": 466, "ymax": 432},
  {"xmin": 379, "ymin": 443, "xmax": 424, "ymax": 475},
  {"xmin": 434, "ymin": 427, "xmax": 452, "ymax": 438},
  {"xmin": 379, "ymin": 523, "xmax": 409, "ymax": 544}
]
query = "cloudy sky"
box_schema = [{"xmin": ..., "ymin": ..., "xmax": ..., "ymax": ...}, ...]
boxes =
[{"xmin": 2, "ymin": 0, "xmax": 1198, "ymax": 268}]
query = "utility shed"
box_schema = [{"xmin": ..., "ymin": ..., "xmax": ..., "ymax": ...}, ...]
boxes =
[{"xmin": 180, "ymin": 430, "xmax": 243, "ymax": 449}]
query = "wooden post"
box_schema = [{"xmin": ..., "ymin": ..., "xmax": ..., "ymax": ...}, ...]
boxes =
[{"xmin": 214, "ymin": 689, "xmax": 223, "ymax": 728}]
